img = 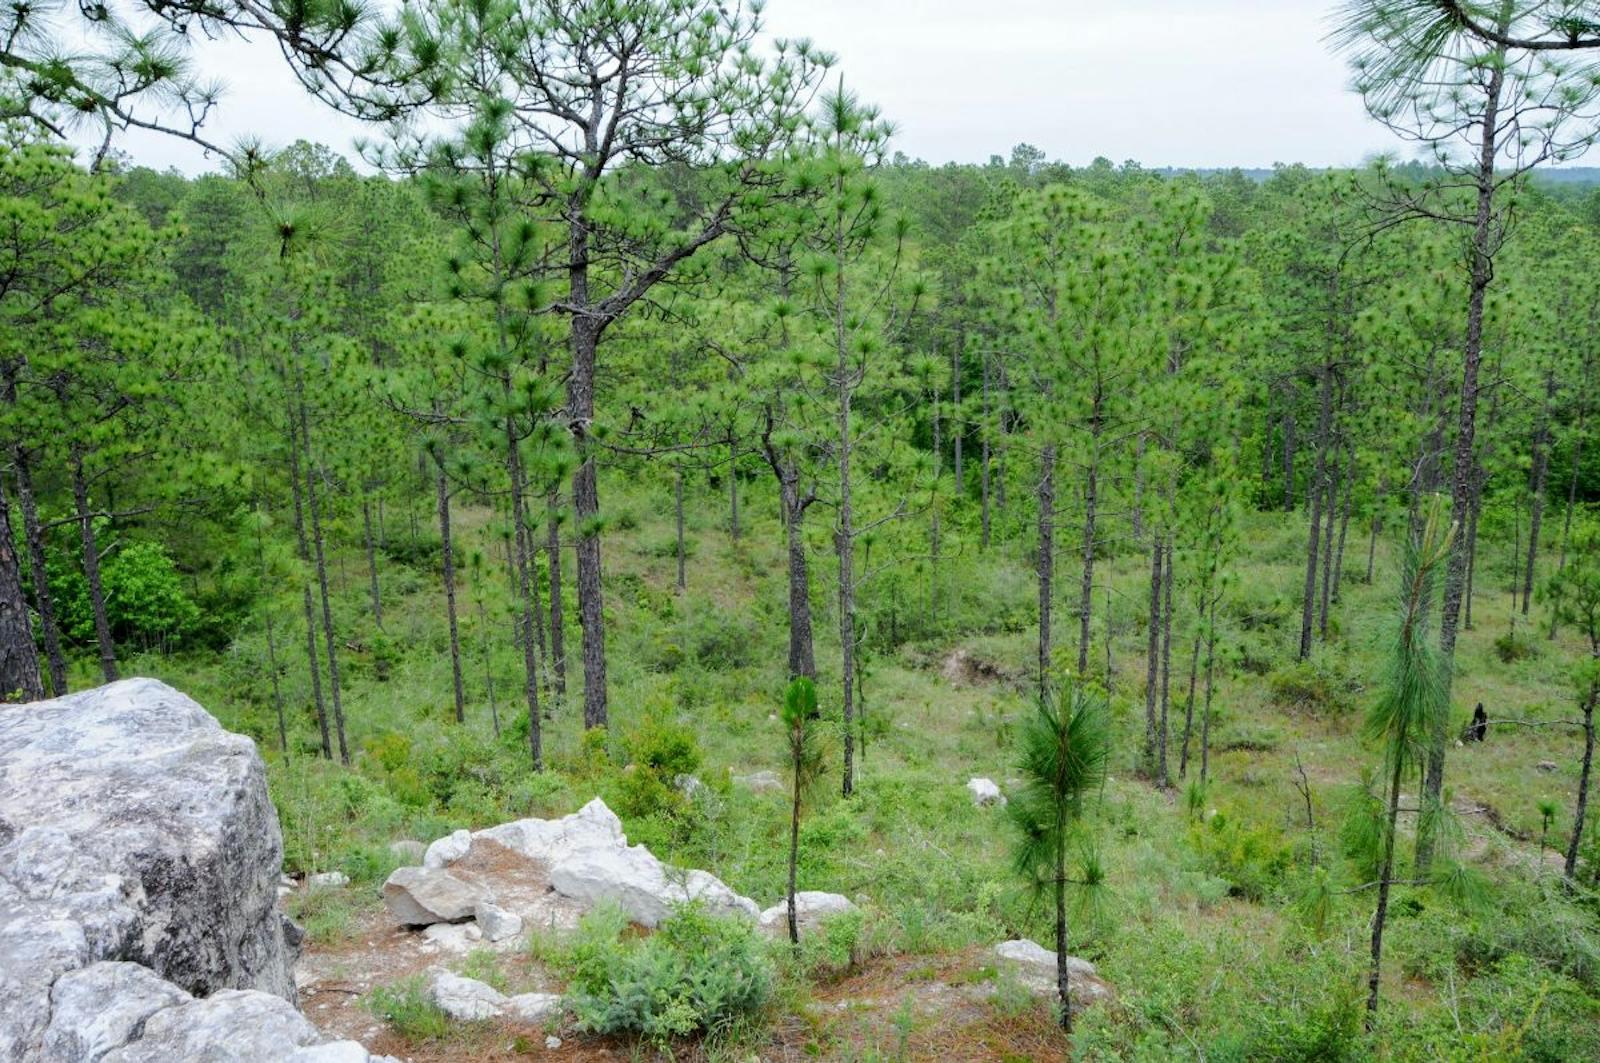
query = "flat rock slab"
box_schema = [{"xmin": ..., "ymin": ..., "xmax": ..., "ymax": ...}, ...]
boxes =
[{"xmin": 382, "ymin": 866, "xmax": 488, "ymax": 926}]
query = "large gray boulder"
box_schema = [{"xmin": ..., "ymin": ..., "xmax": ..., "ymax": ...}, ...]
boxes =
[
  {"xmin": 548, "ymin": 842, "xmax": 759, "ymax": 928},
  {"xmin": 0, "ymin": 679, "xmax": 389, "ymax": 1063}
]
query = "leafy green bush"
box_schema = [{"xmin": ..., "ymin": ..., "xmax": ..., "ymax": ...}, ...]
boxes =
[
  {"xmin": 1190, "ymin": 809, "xmax": 1294, "ymax": 902},
  {"xmin": 1268, "ymin": 651, "xmax": 1360, "ymax": 715},
  {"xmin": 800, "ymin": 908, "xmax": 868, "ymax": 979},
  {"xmin": 554, "ymin": 902, "xmax": 775, "ymax": 1046},
  {"xmin": 53, "ymin": 539, "xmax": 201, "ymax": 650}
]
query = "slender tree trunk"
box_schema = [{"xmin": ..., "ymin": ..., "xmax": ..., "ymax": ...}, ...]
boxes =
[
  {"xmin": 253, "ymin": 498, "xmax": 288, "ymax": 754},
  {"xmin": 0, "ymin": 469, "xmax": 44, "ymax": 702},
  {"xmin": 1422, "ymin": 50, "xmax": 1507, "ymax": 872},
  {"xmin": 674, "ymin": 469, "xmax": 686, "ymax": 593},
  {"xmin": 727, "ymin": 436, "xmax": 740, "ymax": 542},
  {"xmin": 1037, "ymin": 444, "xmax": 1056, "ymax": 700},
  {"xmin": 15, "ymin": 450, "xmax": 65, "ymax": 695},
  {"xmin": 1366, "ymin": 728, "xmax": 1407, "ymax": 1027},
  {"xmin": 1077, "ymin": 388, "xmax": 1102, "ymax": 677},
  {"xmin": 980, "ymin": 348, "xmax": 992, "ymax": 550},
  {"xmin": 546, "ymin": 490, "xmax": 566, "ymax": 700},
  {"xmin": 1567, "ymin": 685, "xmax": 1596, "ymax": 881},
  {"xmin": 1179, "ymin": 629, "xmax": 1202, "ymax": 779},
  {"xmin": 1300, "ymin": 361, "xmax": 1335, "ymax": 660},
  {"xmin": 1200, "ymin": 596, "xmax": 1218, "ymax": 784},
  {"xmin": 1522, "ymin": 374, "xmax": 1554, "ymax": 616},
  {"xmin": 286, "ymin": 404, "xmax": 329, "ymax": 757},
  {"xmin": 436, "ymin": 464, "xmax": 466, "ymax": 725},
  {"xmin": 1055, "ymin": 805, "xmax": 1072, "ymax": 1033},
  {"xmin": 71, "ymin": 452, "xmax": 117, "ymax": 683},
  {"xmin": 1556, "ymin": 396, "xmax": 1587, "ymax": 575},
  {"xmin": 952, "ymin": 336, "xmax": 964, "ymax": 495},
  {"xmin": 783, "ymin": 481, "xmax": 816, "ymax": 680},
  {"xmin": 362, "ymin": 496, "xmax": 383, "ymax": 630},
  {"xmin": 303, "ymin": 449, "xmax": 348, "ymax": 765},
  {"xmin": 567, "ymin": 216, "xmax": 608, "ymax": 729},
  {"xmin": 502, "ymin": 407, "xmax": 543, "ymax": 763},
  {"xmin": 1158, "ymin": 536, "xmax": 1174, "ymax": 788},
  {"xmin": 787, "ymin": 769, "xmax": 802, "ymax": 946},
  {"xmin": 1333, "ymin": 450, "xmax": 1354, "ymax": 604},
  {"xmin": 1283, "ymin": 406, "xmax": 1296, "ymax": 511},
  {"xmin": 1143, "ymin": 537, "xmax": 1163, "ymax": 773},
  {"xmin": 1319, "ymin": 460, "xmax": 1338, "ymax": 640},
  {"xmin": 834, "ymin": 237, "xmax": 857, "ymax": 798},
  {"xmin": 478, "ymin": 596, "xmax": 500, "ymax": 737}
]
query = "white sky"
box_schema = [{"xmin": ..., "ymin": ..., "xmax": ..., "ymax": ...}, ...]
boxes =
[{"xmin": 108, "ymin": 0, "xmax": 1412, "ymax": 175}]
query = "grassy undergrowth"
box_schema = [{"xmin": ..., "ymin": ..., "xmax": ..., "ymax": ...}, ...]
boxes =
[{"xmin": 105, "ymin": 471, "xmax": 1600, "ymax": 1060}]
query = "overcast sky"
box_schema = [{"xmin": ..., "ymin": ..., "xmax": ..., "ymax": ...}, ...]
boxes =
[{"xmin": 110, "ymin": 0, "xmax": 1410, "ymax": 174}]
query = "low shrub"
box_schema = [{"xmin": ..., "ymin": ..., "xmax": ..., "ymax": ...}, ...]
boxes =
[
  {"xmin": 553, "ymin": 902, "xmax": 775, "ymax": 1046},
  {"xmin": 367, "ymin": 976, "xmax": 450, "ymax": 1042},
  {"xmin": 1268, "ymin": 651, "xmax": 1360, "ymax": 715}
]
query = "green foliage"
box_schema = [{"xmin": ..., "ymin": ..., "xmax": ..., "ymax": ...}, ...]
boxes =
[
  {"xmin": 367, "ymin": 976, "xmax": 451, "ymax": 1042},
  {"xmin": 1268, "ymin": 650, "xmax": 1360, "ymax": 715},
  {"xmin": 1191, "ymin": 808, "xmax": 1295, "ymax": 902},
  {"xmin": 554, "ymin": 903, "xmax": 775, "ymax": 1047}
]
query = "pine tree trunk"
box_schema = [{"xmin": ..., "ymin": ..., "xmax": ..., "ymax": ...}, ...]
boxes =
[
  {"xmin": 980, "ymin": 349, "xmax": 992, "ymax": 550},
  {"xmin": 1299, "ymin": 362, "xmax": 1334, "ymax": 659},
  {"xmin": 0, "ymin": 469, "xmax": 44, "ymax": 702},
  {"xmin": 1179, "ymin": 630, "xmax": 1202, "ymax": 779},
  {"xmin": 952, "ymin": 336, "xmax": 964, "ymax": 495},
  {"xmin": 1332, "ymin": 451, "xmax": 1354, "ymax": 604},
  {"xmin": 1055, "ymin": 806, "xmax": 1072, "ymax": 1033},
  {"xmin": 1422, "ymin": 51, "xmax": 1507, "ymax": 871},
  {"xmin": 1522, "ymin": 374, "xmax": 1554, "ymax": 616},
  {"xmin": 478, "ymin": 597, "xmax": 500, "ymax": 736},
  {"xmin": 569, "ymin": 313, "xmax": 608, "ymax": 730},
  {"xmin": 1283, "ymin": 407, "xmax": 1296, "ymax": 511},
  {"xmin": 546, "ymin": 490, "xmax": 566, "ymax": 699},
  {"xmin": 71, "ymin": 452, "xmax": 117, "ymax": 683},
  {"xmin": 436, "ymin": 464, "xmax": 466, "ymax": 725},
  {"xmin": 285, "ymin": 402, "xmax": 329, "ymax": 757},
  {"xmin": 303, "ymin": 452, "xmax": 348, "ymax": 765},
  {"xmin": 1566, "ymin": 688, "xmax": 1595, "ymax": 881},
  {"xmin": 1200, "ymin": 596, "xmax": 1218, "ymax": 785},
  {"xmin": 1366, "ymin": 726, "xmax": 1407, "ymax": 1026},
  {"xmin": 1318, "ymin": 465, "xmax": 1337, "ymax": 640},
  {"xmin": 674, "ymin": 469, "xmax": 686, "ymax": 592},
  {"xmin": 15, "ymin": 450, "xmax": 65, "ymax": 695},
  {"xmin": 1158, "ymin": 536, "xmax": 1174, "ymax": 788},
  {"xmin": 1143, "ymin": 537, "xmax": 1163, "ymax": 773},
  {"xmin": 1037, "ymin": 444, "xmax": 1056, "ymax": 701},
  {"xmin": 787, "ymin": 765, "xmax": 802, "ymax": 947},
  {"xmin": 727, "ymin": 436, "xmax": 740, "ymax": 543},
  {"xmin": 1076, "ymin": 388, "xmax": 1102, "ymax": 677},
  {"xmin": 504, "ymin": 410, "xmax": 543, "ymax": 766},
  {"xmin": 363, "ymin": 496, "xmax": 383, "ymax": 630},
  {"xmin": 836, "ymin": 260, "xmax": 857, "ymax": 798}
]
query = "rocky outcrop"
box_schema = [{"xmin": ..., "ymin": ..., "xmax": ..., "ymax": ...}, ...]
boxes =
[
  {"xmin": 0, "ymin": 679, "xmax": 390, "ymax": 1063},
  {"xmin": 992, "ymin": 939, "xmax": 1112, "ymax": 1005},
  {"xmin": 404, "ymin": 798, "xmax": 759, "ymax": 933},
  {"xmin": 757, "ymin": 892, "xmax": 858, "ymax": 935}
]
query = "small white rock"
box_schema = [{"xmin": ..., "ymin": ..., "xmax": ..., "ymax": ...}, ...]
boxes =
[
  {"xmin": 424, "ymin": 828, "xmax": 473, "ymax": 869},
  {"xmin": 966, "ymin": 777, "xmax": 1005, "ymax": 807},
  {"xmin": 545, "ymin": 1034, "xmax": 563, "ymax": 1050},
  {"xmin": 475, "ymin": 901, "xmax": 523, "ymax": 943},
  {"xmin": 427, "ymin": 967, "xmax": 506, "ymax": 1022},
  {"xmin": 309, "ymin": 871, "xmax": 350, "ymax": 889}
]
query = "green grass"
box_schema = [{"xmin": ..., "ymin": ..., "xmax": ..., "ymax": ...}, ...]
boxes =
[{"xmin": 115, "ymin": 472, "xmax": 1600, "ymax": 1058}]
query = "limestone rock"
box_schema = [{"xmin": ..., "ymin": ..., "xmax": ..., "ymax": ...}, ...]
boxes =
[
  {"xmin": 549, "ymin": 843, "xmax": 759, "ymax": 928},
  {"xmin": 966, "ymin": 777, "xmax": 1005, "ymax": 807},
  {"xmin": 98, "ymin": 989, "xmax": 324, "ymax": 1061},
  {"xmin": 757, "ymin": 892, "xmax": 858, "ymax": 934},
  {"xmin": 474, "ymin": 902, "xmax": 523, "ymax": 943},
  {"xmin": 470, "ymin": 797, "xmax": 626, "ymax": 867},
  {"xmin": 382, "ymin": 866, "xmax": 487, "ymax": 926},
  {"xmin": 0, "ymin": 679, "xmax": 301, "ymax": 1061},
  {"xmin": 426, "ymin": 968, "xmax": 505, "ymax": 1022},
  {"xmin": 423, "ymin": 829, "xmax": 472, "ymax": 869},
  {"xmin": 419, "ymin": 922, "xmax": 482, "ymax": 953},
  {"xmin": 992, "ymin": 939, "xmax": 1110, "ymax": 1003},
  {"xmin": 308, "ymin": 871, "xmax": 349, "ymax": 889},
  {"xmin": 41, "ymin": 961, "xmax": 191, "ymax": 1062},
  {"xmin": 732, "ymin": 770, "xmax": 783, "ymax": 794},
  {"xmin": 505, "ymin": 992, "xmax": 562, "ymax": 1025}
]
